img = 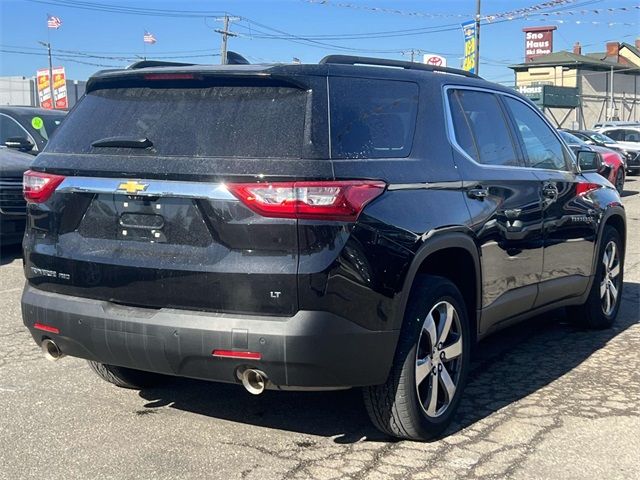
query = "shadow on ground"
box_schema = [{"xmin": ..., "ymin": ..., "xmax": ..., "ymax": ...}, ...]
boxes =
[
  {"xmin": 138, "ymin": 282, "xmax": 640, "ymax": 443},
  {"xmin": 621, "ymin": 177, "xmax": 639, "ymax": 198},
  {"xmin": 0, "ymin": 243, "xmax": 22, "ymax": 266}
]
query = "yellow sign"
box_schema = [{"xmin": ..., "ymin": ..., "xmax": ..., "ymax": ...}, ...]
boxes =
[
  {"xmin": 117, "ymin": 181, "xmax": 149, "ymax": 194},
  {"xmin": 461, "ymin": 20, "xmax": 476, "ymax": 74}
]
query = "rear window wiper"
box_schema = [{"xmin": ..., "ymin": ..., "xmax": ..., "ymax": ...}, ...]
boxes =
[{"xmin": 91, "ymin": 136, "xmax": 153, "ymax": 148}]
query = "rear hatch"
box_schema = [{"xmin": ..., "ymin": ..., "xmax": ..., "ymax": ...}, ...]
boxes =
[{"xmin": 24, "ymin": 70, "xmax": 332, "ymax": 316}]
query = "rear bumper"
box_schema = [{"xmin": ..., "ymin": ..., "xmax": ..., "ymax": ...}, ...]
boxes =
[{"xmin": 22, "ymin": 285, "xmax": 398, "ymax": 389}]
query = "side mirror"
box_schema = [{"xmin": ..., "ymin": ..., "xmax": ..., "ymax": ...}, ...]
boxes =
[
  {"xmin": 4, "ymin": 136, "xmax": 35, "ymax": 152},
  {"xmin": 577, "ymin": 150, "xmax": 601, "ymax": 172}
]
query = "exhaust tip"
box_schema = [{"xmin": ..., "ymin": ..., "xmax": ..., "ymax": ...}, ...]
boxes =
[
  {"xmin": 241, "ymin": 369, "xmax": 267, "ymax": 395},
  {"xmin": 41, "ymin": 338, "xmax": 64, "ymax": 362}
]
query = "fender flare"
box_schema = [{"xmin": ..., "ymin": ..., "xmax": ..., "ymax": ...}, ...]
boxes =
[{"xmin": 394, "ymin": 230, "xmax": 482, "ymax": 336}]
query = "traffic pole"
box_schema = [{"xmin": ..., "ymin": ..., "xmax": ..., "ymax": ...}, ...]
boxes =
[{"xmin": 475, "ymin": 0, "xmax": 481, "ymax": 75}]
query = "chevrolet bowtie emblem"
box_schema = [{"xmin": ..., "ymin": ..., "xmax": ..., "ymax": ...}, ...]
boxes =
[{"xmin": 117, "ymin": 180, "xmax": 148, "ymax": 194}]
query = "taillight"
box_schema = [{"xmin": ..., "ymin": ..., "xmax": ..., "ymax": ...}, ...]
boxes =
[
  {"xmin": 23, "ymin": 170, "xmax": 65, "ymax": 203},
  {"xmin": 227, "ymin": 181, "xmax": 386, "ymax": 221},
  {"xmin": 576, "ymin": 182, "xmax": 602, "ymax": 196}
]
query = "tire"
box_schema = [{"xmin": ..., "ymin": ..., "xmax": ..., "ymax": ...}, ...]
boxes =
[
  {"xmin": 87, "ymin": 361, "xmax": 167, "ymax": 389},
  {"xmin": 363, "ymin": 276, "xmax": 471, "ymax": 441},
  {"xmin": 567, "ymin": 226, "xmax": 624, "ymax": 329},
  {"xmin": 615, "ymin": 169, "xmax": 625, "ymax": 195}
]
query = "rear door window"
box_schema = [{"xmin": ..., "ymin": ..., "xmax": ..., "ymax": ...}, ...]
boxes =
[
  {"xmin": 46, "ymin": 84, "xmax": 309, "ymax": 158},
  {"xmin": 503, "ymin": 97, "xmax": 569, "ymax": 171},
  {"xmin": 448, "ymin": 89, "xmax": 521, "ymax": 167},
  {"xmin": 329, "ymin": 77, "xmax": 418, "ymax": 159}
]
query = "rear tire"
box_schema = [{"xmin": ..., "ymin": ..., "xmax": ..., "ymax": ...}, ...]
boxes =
[
  {"xmin": 363, "ymin": 276, "xmax": 471, "ymax": 441},
  {"xmin": 567, "ymin": 226, "xmax": 623, "ymax": 329},
  {"xmin": 87, "ymin": 361, "xmax": 167, "ymax": 389}
]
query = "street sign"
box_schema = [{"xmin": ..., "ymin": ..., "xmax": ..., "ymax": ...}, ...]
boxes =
[
  {"xmin": 423, "ymin": 54, "xmax": 447, "ymax": 67},
  {"xmin": 36, "ymin": 66, "xmax": 67, "ymax": 109}
]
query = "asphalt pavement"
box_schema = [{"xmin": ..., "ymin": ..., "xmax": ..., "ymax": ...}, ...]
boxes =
[{"xmin": 1, "ymin": 179, "xmax": 639, "ymax": 480}]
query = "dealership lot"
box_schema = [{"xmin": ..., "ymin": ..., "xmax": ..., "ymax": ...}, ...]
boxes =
[{"xmin": 1, "ymin": 180, "xmax": 639, "ymax": 480}]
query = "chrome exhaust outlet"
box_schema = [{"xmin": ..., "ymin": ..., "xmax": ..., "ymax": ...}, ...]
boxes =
[
  {"xmin": 41, "ymin": 338, "xmax": 65, "ymax": 362},
  {"xmin": 241, "ymin": 369, "xmax": 268, "ymax": 395}
]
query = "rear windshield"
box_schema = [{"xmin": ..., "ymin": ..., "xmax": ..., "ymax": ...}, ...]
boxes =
[
  {"xmin": 329, "ymin": 77, "xmax": 418, "ymax": 159},
  {"xmin": 47, "ymin": 84, "xmax": 308, "ymax": 158}
]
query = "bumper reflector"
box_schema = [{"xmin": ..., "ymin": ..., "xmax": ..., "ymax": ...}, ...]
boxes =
[
  {"xmin": 34, "ymin": 323, "xmax": 60, "ymax": 334},
  {"xmin": 212, "ymin": 349, "xmax": 261, "ymax": 360}
]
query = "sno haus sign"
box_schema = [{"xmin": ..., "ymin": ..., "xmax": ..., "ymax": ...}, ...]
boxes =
[{"xmin": 523, "ymin": 26, "xmax": 556, "ymax": 62}]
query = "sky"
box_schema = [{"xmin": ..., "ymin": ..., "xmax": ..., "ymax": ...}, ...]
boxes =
[{"xmin": 0, "ymin": 0, "xmax": 638, "ymax": 86}]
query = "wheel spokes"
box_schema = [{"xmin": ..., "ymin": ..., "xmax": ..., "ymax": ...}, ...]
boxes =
[
  {"xmin": 610, "ymin": 263, "xmax": 620, "ymax": 279},
  {"xmin": 441, "ymin": 337, "xmax": 462, "ymax": 360},
  {"xmin": 422, "ymin": 313, "xmax": 437, "ymax": 348},
  {"xmin": 437, "ymin": 302, "xmax": 454, "ymax": 345},
  {"xmin": 609, "ymin": 281, "xmax": 618, "ymax": 301},
  {"xmin": 425, "ymin": 371, "xmax": 439, "ymax": 416},
  {"xmin": 415, "ymin": 357, "xmax": 433, "ymax": 387},
  {"xmin": 608, "ymin": 243, "xmax": 617, "ymax": 269},
  {"xmin": 440, "ymin": 365, "xmax": 456, "ymax": 402},
  {"xmin": 600, "ymin": 279, "xmax": 608, "ymax": 299}
]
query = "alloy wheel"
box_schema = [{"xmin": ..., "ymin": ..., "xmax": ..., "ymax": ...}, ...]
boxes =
[
  {"xmin": 600, "ymin": 240, "xmax": 621, "ymax": 316},
  {"xmin": 415, "ymin": 301, "xmax": 463, "ymax": 418}
]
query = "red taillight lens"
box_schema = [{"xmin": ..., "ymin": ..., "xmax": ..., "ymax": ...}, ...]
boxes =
[
  {"xmin": 23, "ymin": 170, "xmax": 65, "ymax": 203},
  {"xmin": 576, "ymin": 182, "xmax": 602, "ymax": 196},
  {"xmin": 227, "ymin": 181, "xmax": 386, "ymax": 221}
]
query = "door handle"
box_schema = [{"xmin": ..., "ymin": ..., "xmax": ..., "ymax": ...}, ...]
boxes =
[{"xmin": 467, "ymin": 187, "xmax": 489, "ymax": 200}]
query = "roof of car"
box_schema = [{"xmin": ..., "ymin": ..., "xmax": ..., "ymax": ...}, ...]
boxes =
[
  {"xmin": 86, "ymin": 58, "xmax": 517, "ymax": 97},
  {"xmin": 0, "ymin": 106, "xmax": 67, "ymax": 116}
]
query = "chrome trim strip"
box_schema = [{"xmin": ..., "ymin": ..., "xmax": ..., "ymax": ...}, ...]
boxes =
[
  {"xmin": 387, "ymin": 181, "xmax": 463, "ymax": 191},
  {"xmin": 56, "ymin": 176, "xmax": 237, "ymax": 200}
]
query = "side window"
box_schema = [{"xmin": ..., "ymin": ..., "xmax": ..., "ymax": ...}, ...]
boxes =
[
  {"xmin": 604, "ymin": 129, "xmax": 623, "ymax": 141},
  {"xmin": 448, "ymin": 89, "xmax": 520, "ymax": 167},
  {"xmin": 503, "ymin": 97, "xmax": 568, "ymax": 171},
  {"xmin": 0, "ymin": 114, "xmax": 30, "ymax": 144},
  {"xmin": 329, "ymin": 78, "xmax": 419, "ymax": 159},
  {"xmin": 623, "ymin": 129, "xmax": 640, "ymax": 142}
]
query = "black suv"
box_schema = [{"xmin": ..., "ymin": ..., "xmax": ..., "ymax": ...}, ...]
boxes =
[{"xmin": 22, "ymin": 56, "xmax": 626, "ymax": 440}]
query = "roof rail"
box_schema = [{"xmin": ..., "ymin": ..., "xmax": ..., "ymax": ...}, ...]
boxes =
[
  {"xmin": 319, "ymin": 55, "xmax": 480, "ymax": 79},
  {"xmin": 126, "ymin": 60, "xmax": 197, "ymax": 70}
]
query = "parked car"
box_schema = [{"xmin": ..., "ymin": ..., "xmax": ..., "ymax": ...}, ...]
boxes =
[
  {"xmin": 559, "ymin": 130, "xmax": 625, "ymax": 194},
  {"xmin": 592, "ymin": 120, "xmax": 639, "ymax": 129},
  {"xmin": 22, "ymin": 57, "xmax": 626, "ymax": 441},
  {"xmin": 562, "ymin": 129, "xmax": 640, "ymax": 174},
  {"xmin": 0, "ymin": 106, "xmax": 66, "ymax": 155},
  {"xmin": 0, "ymin": 147, "xmax": 31, "ymax": 244},
  {"xmin": 596, "ymin": 126, "xmax": 640, "ymax": 175}
]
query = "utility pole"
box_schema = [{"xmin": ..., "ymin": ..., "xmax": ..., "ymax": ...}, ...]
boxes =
[
  {"xmin": 474, "ymin": 0, "xmax": 481, "ymax": 75},
  {"xmin": 38, "ymin": 41, "xmax": 56, "ymax": 110},
  {"xmin": 609, "ymin": 65, "xmax": 615, "ymax": 120},
  {"xmin": 215, "ymin": 14, "xmax": 239, "ymax": 65}
]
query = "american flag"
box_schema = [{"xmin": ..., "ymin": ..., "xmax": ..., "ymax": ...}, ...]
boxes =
[
  {"xmin": 47, "ymin": 14, "xmax": 62, "ymax": 29},
  {"xmin": 143, "ymin": 31, "xmax": 157, "ymax": 44}
]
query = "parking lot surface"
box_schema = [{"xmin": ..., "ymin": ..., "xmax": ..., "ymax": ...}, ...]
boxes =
[{"xmin": 1, "ymin": 179, "xmax": 639, "ymax": 480}]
